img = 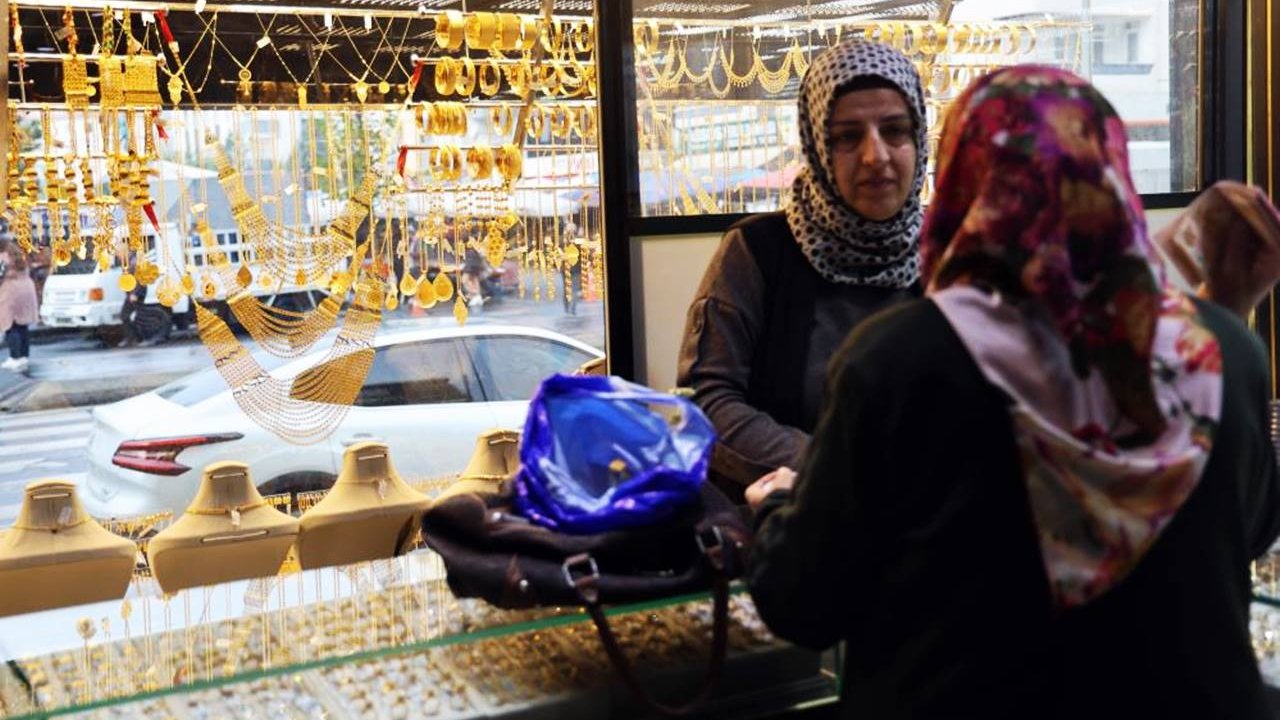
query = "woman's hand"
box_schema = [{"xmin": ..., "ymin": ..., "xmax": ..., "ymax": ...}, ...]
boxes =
[{"xmin": 746, "ymin": 467, "xmax": 797, "ymax": 511}]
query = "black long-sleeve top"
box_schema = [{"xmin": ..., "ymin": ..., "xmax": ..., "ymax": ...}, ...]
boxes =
[
  {"xmin": 748, "ymin": 297, "xmax": 1280, "ymax": 719},
  {"xmin": 677, "ymin": 213, "xmax": 916, "ymax": 493}
]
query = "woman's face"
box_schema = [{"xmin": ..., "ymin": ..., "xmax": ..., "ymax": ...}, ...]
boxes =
[{"xmin": 829, "ymin": 88, "xmax": 917, "ymax": 221}]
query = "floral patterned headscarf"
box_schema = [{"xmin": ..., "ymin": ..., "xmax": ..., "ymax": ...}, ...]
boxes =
[
  {"xmin": 787, "ymin": 38, "xmax": 926, "ymax": 288},
  {"xmin": 922, "ymin": 66, "xmax": 1224, "ymax": 608}
]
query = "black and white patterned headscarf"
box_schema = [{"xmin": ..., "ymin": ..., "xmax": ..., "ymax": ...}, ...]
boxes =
[{"xmin": 786, "ymin": 39, "xmax": 927, "ymax": 288}]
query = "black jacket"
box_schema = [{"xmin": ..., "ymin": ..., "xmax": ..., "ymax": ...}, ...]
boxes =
[{"xmin": 748, "ymin": 297, "xmax": 1280, "ymax": 719}]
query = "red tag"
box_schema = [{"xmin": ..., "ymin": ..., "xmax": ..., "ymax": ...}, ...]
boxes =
[
  {"xmin": 152, "ymin": 111, "xmax": 168, "ymax": 140},
  {"xmin": 156, "ymin": 10, "xmax": 179, "ymax": 55},
  {"xmin": 396, "ymin": 145, "xmax": 408, "ymax": 178},
  {"xmin": 143, "ymin": 203, "xmax": 161, "ymax": 233},
  {"xmin": 408, "ymin": 62, "xmax": 424, "ymax": 96}
]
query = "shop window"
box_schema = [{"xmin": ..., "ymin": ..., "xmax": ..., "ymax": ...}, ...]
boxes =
[
  {"xmin": 352, "ymin": 340, "xmax": 475, "ymax": 408},
  {"xmin": 467, "ymin": 335, "xmax": 596, "ymax": 402}
]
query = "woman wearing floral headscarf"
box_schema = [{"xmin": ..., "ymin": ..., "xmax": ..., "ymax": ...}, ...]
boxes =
[
  {"xmin": 747, "ymin": 67, "xmax": 1280, "ymax": 719},
  {"xmin": 677, "ymin": 39, "xmax": 926, "ymax": 499}
]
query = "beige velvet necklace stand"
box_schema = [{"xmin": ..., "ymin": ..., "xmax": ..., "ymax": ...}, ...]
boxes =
[
  {"xmin": 296, "ymin": 442, "xmax": 430, "ymax": 570},
  {"xmin": 0, "ymin": 480, "xmax": 136, "ymax": 616},
  {"xmin": 147, "ymin": 461, "xmax": 299, "ymax": 593},
  {"xmin": 437, "ymin": 429, "xmax": 521, "ymax": 502}
]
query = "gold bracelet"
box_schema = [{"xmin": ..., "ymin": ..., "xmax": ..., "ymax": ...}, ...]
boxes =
[
  {"xmin": 498, "ymin": 13, "xmax": 522, "ymax": 51},
  {"xmin": 573, "ymin": 20, "xmax": 594, "ymax": 54},
  {"xmin": 455, "ymin": 57, "xmax": 477, "ymax": 96},
  {"xmin": 1003, "ymin": 26, "xmax": 1021, "ymax": 56},
  {"xmin": 506, "ymin": 61, "xmax": 530, "ymax": 97},
  {"xmin": 634, "ymin": 20, "xmax": 658, "ymax": 56},
  {"xmin": 467, "ymin": 143, "xmax": 495, "ymax": 180},
  {"xmin": 434, "ymin": 57, "xmax": 456, "ymax": 96},
  {"xmin": 496, "ymin": 143, "xmax": 523, "ymax": 181},
  {"xmin": 466, "ymin": 12, "xmax": 499, "ymax": 51},
  {"xmin": 431, "ymin": 145, "xmax": 463, "ymax": 181},
  {"xmin": 526, "ymin": 104, "xmax": 545, "ymax": 138},
  {"xmin": 454, "ymin": 103, "xmax": 469, "ymax": 135},
  {"xmin": 491, "ymin": 104, "xmax": 514, "ymax": 135},
  {"xmin": 922, "ymin": 23, "xmax": 946, "ymax": 56},
  {"xmin": 576, "ymin": 106, "xmax": 597, "ymax": 140},
  {"xmin": 549, "ymin": 105, "xmax": 573, "ymax": 138},
  {"xmin": 519, "ymin": 16, "xmax": 539, "ymax": 51},
  {"xmin": 436, "ymin": 11, "xmax": 465, "ymax": 51},
  {"xmin": 1021, "ymin": 24, "xmax": 1038, "ymax": 54},
  {"xmin": 538, "ymin": 63, "xmax": 562, "ymax": 97},
  {"xmin": 541, "ymin": 18, "xmax": 565, "ymax": 55},
  {"xmin": 479, "ymin": 59, "xmax": 502, "ymax": 96},
  {"xmin": 416, "ymin": 102, "xmax": 427, "ymax": 132}
]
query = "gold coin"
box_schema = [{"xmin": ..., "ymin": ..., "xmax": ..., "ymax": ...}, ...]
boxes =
[{"xmin": 119, "ymin": 273, "xmax": 137, "ymax": 292}]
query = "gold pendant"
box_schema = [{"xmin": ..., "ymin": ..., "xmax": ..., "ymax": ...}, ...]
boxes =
[
  {"xmin": 398, "ymin": 273, "xmax": 418, "ymax": 295},
  {"xmin": 297, "ymin": 85, "xmax": 308, "ymax": 107},
  {"xmin": 564, "ymin": 243, "xmax": 580, "ymax": 267},
  {"xmin": 384, "ymin": 291, "xmax": 399, "ymax": 311},
  {"xmin": 237, "ymin": 68, "xmax": 252, "ymax": 100},
  {"xmin": 415, "ymin": 275, "xmax": 437, "ymax": 308},
  {"xmin": 295, "ymin": 269, "xmax": 307, "ymax": 286},
  {"xmin": 453, "ymin": 294, "xmax": 469, "ymax": 325},
  {"xmin": 167, "ymin": 74, "xmax": 184, "ymax": 105},
  {"xmin": 202, "ymin": 276, "xmax": 218, "ymax": 299},
  {"xmin": 377, "ymin": 80, "xmax": 391, "ymax": 95},
  {"xmin": 433, "ymin": 273, "xmax": 454, "ymax": 302},
  {"xmin": 119, "ymin": 273, "xmax": 137, "ymax": 292},
  {"xmin": 237, "ymin": 263, "xmax": 253, "ymax": 288},
  {"xmin": 353, "ymin": 80, "xmax": 369, "ymax": 103},
  {"xmin": 181, "ymin": 273, "xmax": 195, "ymax": 295}
]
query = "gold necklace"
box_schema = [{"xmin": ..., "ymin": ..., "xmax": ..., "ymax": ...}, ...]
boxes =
[{"xmin": 204, "ymin": 11, "xmax": 278, "ymax": 100}]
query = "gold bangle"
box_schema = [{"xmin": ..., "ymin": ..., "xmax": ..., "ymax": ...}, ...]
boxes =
[
  {"xmin": 634, "ymin": 20, "xmax": 658, "ymax": 56},
  {"xmin": 573, "ymin": 20, "xmax": 594, "ymax": 54},
  {"xmin": 947, "ymin": 23, "xmax": 970, "ymax": 54},
  {"xmin": 467, "ymin": 143, "xmax": 495, "ymax": 180},
  {"xmin": 431, "ymin": 145, "xmax": 462, "ymax": 181},
  {"xmin": 1021, "ymin": 24, "xmax": 1037, "ymax": 55},
  {"xmin": 416, "ymin": 102, "xmax": 426, "ymax": 132},
  {"xmin": 491, "ymin": 104, "xmax": 514, "ymax": 135},
  {"xmin": 449, "ymin": 103, "xmax": 467, "ymax": 135},
  {"xmin": 526, "ymin": 105, "xmax": 545, "ymax": 138},
  {"xmin": 541, "ymin": 18, "xmax": 564, "ymax": 55},
  {"xmin": 506, "ymin": 61, "xmax": 530, "ymax": 97},
  {"xmin": 1003, "ymin": 26, "xmax": 1021, "ymax": 56},
  {"xmin": 434, "ymin": 57, "xmax": 456, "ymax": 96},
  {"xmin": 455, "ymin": 57, "xmax": 477, "ymax": 96},
  {"xmin": 576, "ymin": 106, "xmax": 597, "ymax": 140},
  {"xmin": 436, "ymin": 11, "xmax": 465, "ymax": 51},
  {"xmin": 466, "ymin": 12, "xmax": 499, "ymax": 51},
  {"xmin": 479, "ymin": 59, "xmax": 502, "ymax": 96},
  {"xmin": 496, "ymin": 143, "xmax": 523, "ymax": 181},
  {"xmin": 922, "ymin": 23, "xmax": 946, "ymax": 56},
  {"xmin": 519, "ymin": 16, "xmax": 539, "ymax": 51},
  {"xmin": 426, "ymin": 101, "xmax": 442, "ymax": 134},
  {"xmin": 557, "ymin": 61, "xmax": 584, "ymax": 91},
  {"xmin": 549, "ymin": 105, "xmax": 573, "ymax": 138},
  {"xmin": 498, "ymin": 13, "xmax": 522, "ymax": 52},
  {"xmin": 538, "ymin": 63, "xmax": 562, "ymax": 97},
  {"xmin": 899, "ymin": 23, "xmax": 917, "ymax": 56}
]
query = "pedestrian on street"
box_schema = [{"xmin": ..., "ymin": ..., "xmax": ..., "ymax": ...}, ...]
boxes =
[{"xmin": 0, "ymin": 238, "xmax": 39, "ymax": 373}]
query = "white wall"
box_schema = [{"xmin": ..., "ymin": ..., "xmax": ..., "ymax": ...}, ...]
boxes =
[{"xmin": 633, "ymin": 207, "xmax": 1187, "ymax": 390}]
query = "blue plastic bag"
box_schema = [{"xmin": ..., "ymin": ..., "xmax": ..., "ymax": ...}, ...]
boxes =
[{"xmin": 512, "ymin": 374, "xmax": 716, "ymax": 534}]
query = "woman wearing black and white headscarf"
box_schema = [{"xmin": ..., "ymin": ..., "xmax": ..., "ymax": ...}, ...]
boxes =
[{"xmin": 677, "ymin": 39, "xmax": 927, "ymax": 499}]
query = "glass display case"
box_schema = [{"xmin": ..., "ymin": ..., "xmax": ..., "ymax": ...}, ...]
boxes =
[{"xmin": 0, "ymin": 549, "xmax": 835, "ymax": 719}]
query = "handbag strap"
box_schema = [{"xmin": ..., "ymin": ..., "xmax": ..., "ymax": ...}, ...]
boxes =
[{"xmin": 564, "ymin": 525, "xmax": 733, "ymax": 717}]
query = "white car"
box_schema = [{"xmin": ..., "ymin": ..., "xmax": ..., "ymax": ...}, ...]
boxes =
[{"xmin": 80, "ymin": 325, "xmax": 603, "ymax": 518}]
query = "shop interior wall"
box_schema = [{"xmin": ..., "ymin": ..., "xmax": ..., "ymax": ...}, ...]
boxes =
[{"xmin": 631, "ymin": 208, "xmax": 1186, "ymax": 391}]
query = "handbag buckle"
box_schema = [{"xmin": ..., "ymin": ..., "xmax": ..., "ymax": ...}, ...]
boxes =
[
  {"xmin": 563, "ymin": 553, "xmax": 601, "ymax": 604},
  {"xmin": 695, "ymin": 526, "xmax": 726, "ymax": 571}
]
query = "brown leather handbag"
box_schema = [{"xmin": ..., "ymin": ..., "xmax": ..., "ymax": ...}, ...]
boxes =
[{"xmin": 420, "ymin": 483, "xmax": 751, "ymax": 716}]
